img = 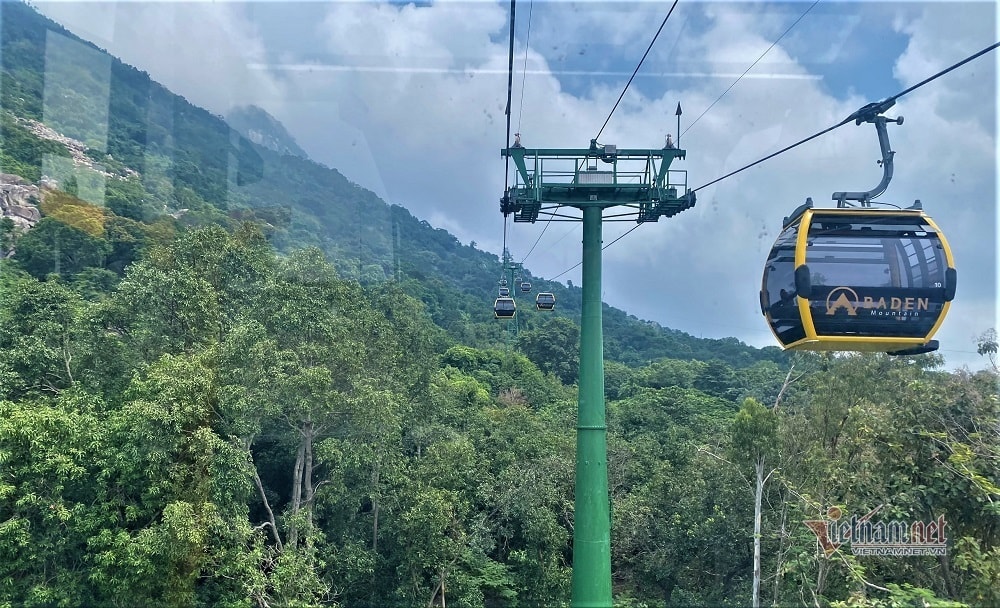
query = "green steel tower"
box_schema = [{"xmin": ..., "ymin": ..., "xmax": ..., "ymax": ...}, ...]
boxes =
[
  {"xmin": 501, "ymin": 139, "xmax": 695, "ymax": 607},
  {"xmin": 499, "ymin": 250, "xmax": 524, "ymax": 340}
]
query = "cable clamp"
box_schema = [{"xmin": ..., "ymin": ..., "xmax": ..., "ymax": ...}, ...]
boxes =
[{"xmin": 846, "ymin": 98, "xmax": 897, "ymax": 125}]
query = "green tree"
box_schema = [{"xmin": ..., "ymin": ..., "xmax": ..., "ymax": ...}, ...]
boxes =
[
  {"xmin": 13, "ymin": 217, "xmax": 110, "ymax": 279},
  {"xmin": 0, "ymin": 392, "xmax": 103, "ymax": 606},
  {"xmin": 975, "ymin": 328, "xmax": 997, "ymax": 371},
  {"xmin": 0, "ymin": 217, "xmax": 16, "ymax": 256},
  {"xmin": 729, "ymin": 397, "xmax": 780, "ymax": 608},
  {"xmin": 0, "ymin": 276, "xmax": 83, "ymax": 398},
  {"xmin": 88, "ymin": 352, "xmax": 264, "ymax": 606},
  {"xmin": 635, "ymin": 357, "xmax": 704, "ymax": 390},
  {"xmin": 516, "ymin": 316, "xmax": 579, "ymax": 385}
]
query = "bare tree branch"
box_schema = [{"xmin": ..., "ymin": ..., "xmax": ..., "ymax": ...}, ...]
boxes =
[
  {"xmin": 248, "ymin": 442, "xmax": 283, "ymax": 552},
  {"xmin": 773, "ymin": 365, "xmax": 800, "ymax": 411}
]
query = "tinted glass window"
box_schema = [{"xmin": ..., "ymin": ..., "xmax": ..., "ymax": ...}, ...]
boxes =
[
  {"xmin": 762, "ymin": 224, "xmax": 804, "ymax": 345},
  {"xmin": 806, "ymin": 216, "xmax": 945, "ymax": 289}
]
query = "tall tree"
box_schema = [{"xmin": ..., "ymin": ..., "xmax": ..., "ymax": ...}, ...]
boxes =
[{"xmin": 730, "ymin": 397, "xmax": 780, "ymax": 608}]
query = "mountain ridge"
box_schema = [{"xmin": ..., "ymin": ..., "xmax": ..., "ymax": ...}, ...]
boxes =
[{"xmin": 228, "ymin": 104, "xmax": 310, "ymax": 160}]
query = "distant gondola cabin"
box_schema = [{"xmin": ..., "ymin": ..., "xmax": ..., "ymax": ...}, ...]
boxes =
[
  {"xmin": 494, "ymin": 296, "xmax": 516, "ymax": 319},
  {"xmin": 761, "ymin": 207, "xmax": 956, "ymax": 355},
  {"xmin": 536, "ymin": 292, "xmax": 556, "ymax": 310}
]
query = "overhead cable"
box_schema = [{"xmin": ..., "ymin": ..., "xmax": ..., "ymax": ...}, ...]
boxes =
[
  {"xmin": 549, "ymin": 40, "xmax": 1000, "ymax": 282},
  {"xmin": 691, "ymin": 40, "xmax": 1000, "ymax": 193},
  {"xmin": 549, "ymin": 223, "xmax": 642, "ymax": 281},
  {"xmin": 683, "ymin": 0, "xmax": 820, "ymax": 137},
  {"xmin": 500, "ymin": 0, "xmax": 517, "ymax": 277},
  {"xmin": 520, "ymin": 215, "xmax": 553, "ymax": 264},
  {"xmin": 517, "ymin": 0, "xmax": 533, "ymax": 133},
  {"xmin": 594, "ymin": 0, "xmax": 680, "ymax": 141},
  {"xmin": 503, "ymin": 0, "xmax": 517, "ymax": 189}
]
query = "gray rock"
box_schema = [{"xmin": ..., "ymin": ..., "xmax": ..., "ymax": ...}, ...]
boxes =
[{"xmin": 0, "ymin": 175, "xmax": 43, "ymax": 239}]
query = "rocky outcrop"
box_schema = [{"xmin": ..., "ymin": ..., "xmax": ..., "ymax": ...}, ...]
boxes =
[
  {"xmin": 12, "ymin": 116, "xmax": 138, "ymax": 179},
  {"xmin": 0, "ymin": 173, "xmax": 42, "ymax": 231},
  {"xmin": 228, "ymin": 104, "xmax": 309, "ymax": 160}
]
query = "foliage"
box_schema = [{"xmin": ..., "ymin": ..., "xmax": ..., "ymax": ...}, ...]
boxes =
[{"xmin": 1, "ymin": 219, "xmax": 997, "ymax": 608}]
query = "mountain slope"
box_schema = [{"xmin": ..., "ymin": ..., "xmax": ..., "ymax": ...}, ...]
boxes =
[{"xmin": 0, "ymin": 0, "xmax": 784, "ymax": 369}]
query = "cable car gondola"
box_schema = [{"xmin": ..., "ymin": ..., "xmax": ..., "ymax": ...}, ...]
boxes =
[
  {"xmin": 520, "ymin": 281, "xmax": 532, "ymax": 293},
  {"xmin": 536, "ymin": 292, "xmax": 556, "ymax": 311},
  {"xmin": 494, "ymin": 296, "xmax": 516, "ymax": 319},
  {"xmin": 761, "ymin": 204, "xmax": 956, "ymax": 355},
  {"xmin": 499, "ymin": 286, "xmax": 510, "ymax": 297},
  {"xmin": 760, "ymin": 112, "xmax": 956, "ymax": 355}
]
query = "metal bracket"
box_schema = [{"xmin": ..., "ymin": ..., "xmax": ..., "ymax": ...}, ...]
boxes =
[
  {"xmin": 500, "ymin": 190, "xmax": 517, "ymax": 216},
  {"xmin": 588, "ymin": 139, "xmax": 618, "ymax": 163},
  {"xmin": 501, "ymin": 144, "xmax": 688, "ymax": 222},
  {"xmin": 832, "ymin": 113, "xmax": 904, "ymax": 207}
]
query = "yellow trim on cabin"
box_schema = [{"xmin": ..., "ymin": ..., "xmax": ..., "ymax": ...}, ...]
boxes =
[
  {"xmin": 924, "ymin": 300, "xmax": 951, "ymax": 342},
  {"xmin": 794, "ymin": 210, "xmax": 817, "ymax": 339},
  {"xmin": 923, "ymin": 215, "xmax": 956, "ymax": 268},
  {"xmin": 783, "ymin": 335, "xmax": 929, "ymax": 352}
]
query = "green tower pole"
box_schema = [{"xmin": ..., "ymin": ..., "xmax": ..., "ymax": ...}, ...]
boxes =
[
  {"xmin": 502, "ymin": 142, "xmax": 690, "ymax": 607},
  {"xmin": 571, "ymin": 204, "xmax": 611, "ymax": 607}
]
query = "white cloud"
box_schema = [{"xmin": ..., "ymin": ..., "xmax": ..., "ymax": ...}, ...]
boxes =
[{"xmin": 35, "ymin": 1, "xmax": 286, "ymax": 116}]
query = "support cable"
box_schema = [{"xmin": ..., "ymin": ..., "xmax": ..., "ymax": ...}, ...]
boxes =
[
  {"xmin": 594, "ymin": 0, "xmax": 679, "ymax": 141},
  {"xmin": 551, "ymin": 224, "xmax": 581, "ymax": 247},
  {"xmin": 523, "ymin": 225, "xmax": 583, "ymax": 280},
  {"xmin": 682, "ymin": 0, "xmax": 820, "ymax": 137},
  {"xmin": 501, "ymin": 216, "xmax": 509, "ymax": 281},
  {"xmin": 692, "ymin": 121, "xmax": 844, "ymax": 193},
  {"xmin": 603, "ymin": 224, "xmax": 642, "ymax": 250},
  {"xmin": 503, "ymin": 0, "xmax": 517, "ymax": 190},
  {"xmin": 517, "ymin": 0, "xmax": 533, "ymax": 134},
  {"xmin": 514, "ymin": 0, "xmax": 556, "ymax": 267},
  {"xmin": 549, "ymin": 224, "xmax": 641, "ymax": 281},
  {"xmin": 500, "ymin": 0, "xmax": 517, "ymax": 280},
  {"xmin": 549, "ymin": 262, "xmax": 580, "ymax": 282},
  {"xmin": 691, "ymin": 39, "xmax": 1000, "ymax": 193},
  {"xmin": 520, "ymin": 216, "xmax": 552, "ymax": 264},
  {"xmin": 892, "ymin": 40, "xmax": 999, "ymax": 101},
  {"xmin": 530, "ymin": 0, "xmax": 678, "ymax": 268},
  {"xmin": 547, "ymin": 40, "xmax": 1000, "ymax": 282},
  {"xmin": 537, "ymin": 211, "xmax": 586, "ymax": 220}
]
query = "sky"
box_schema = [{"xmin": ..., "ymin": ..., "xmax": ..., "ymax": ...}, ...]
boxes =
[{"xmin": 32, "ymin": 0, "xmax": 999, "ymax": 370}]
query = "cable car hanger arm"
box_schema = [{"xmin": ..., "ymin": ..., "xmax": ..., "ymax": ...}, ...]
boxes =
[{"xmin": 832, "ymin": 113, "xmax": 903, "ymax": 208}]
